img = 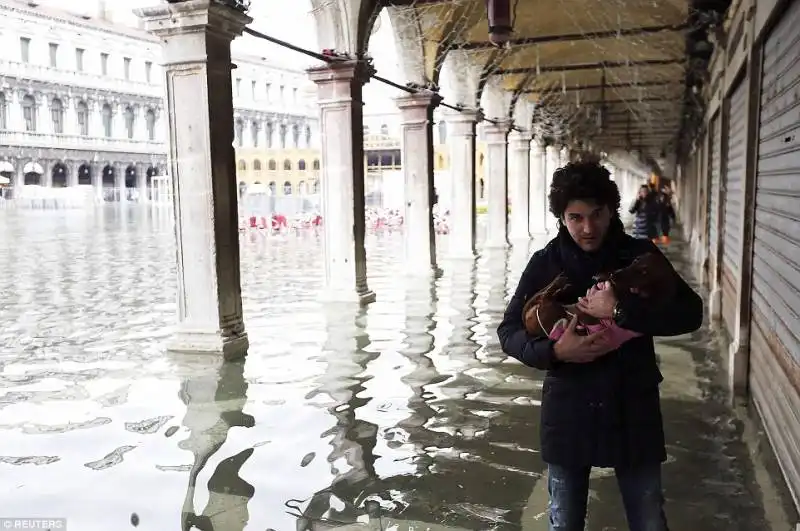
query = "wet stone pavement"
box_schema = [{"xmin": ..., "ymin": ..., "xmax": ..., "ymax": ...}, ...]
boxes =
[{"xmin": 0, "ymin": 205, "xmax": 796, "ymax": 531}]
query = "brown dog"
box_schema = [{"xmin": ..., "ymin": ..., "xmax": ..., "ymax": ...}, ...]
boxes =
[{"xmin": 522, "ymin": 252, "xmax": 675, "ymax": 337}]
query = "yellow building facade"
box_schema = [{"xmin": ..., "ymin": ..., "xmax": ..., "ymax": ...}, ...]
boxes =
[
  {"xmin": 234, "ymin": 140, "xmax": 489, "ymax": 200},
  {"xmin": 234, "ymin": 148, "xmax": 320, "ymax": 196}
]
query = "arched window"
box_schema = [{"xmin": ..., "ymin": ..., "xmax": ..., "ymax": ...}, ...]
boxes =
[
  {"xmin": 298, "ymin": 180, "xmax": 307, "ymax": 195},
  {"xmin": 124, "ymin": 106, "xmax": 135, "ymax": 139},
  {"xmin": 50, "ymin": 98, "xmax": 64, "ymax": 134},
  {"xmin": 268, "ymin": 159, "xmax": 277, "ymax": 171},
  {"xmin": 292, "ymin": 123, "xmax": 300, "ymax": 148},
  {"xmin": 251, "ymin": 121, "xmax": 260, "ymax": 147},
  {"xmin": 145, "ymin": 108, "xmax": 156, "ymax": 140},
  {"xmin": 279, "ymin": 124, "xmax": 287, "ymax": 148},
  {"xmin": 479, "ymin": 178, "xmax": 485, "ymax": 199},
  {"xmin": 313, "ymin": 180, "xmax": 319, "ymax": 193},
  {"xmin": 238, "ymin": 160, "xmax": 247, "ymax": 171},
  {"xmin": 75, "ymin": 100, "xmax": 88, "ymax": 136},
  {"xmin": 253, "ymin": 159, "xmax": 262, "ymax": 171},
  {"xmin": 266, "ymin": 122, "xmax": 273, "ymax": 148},
  {"xmin": 380, "ymin": 124, "xmax": 388, "ymax": 135},
  {"xmin": 22, "ymin": 95, "xmax": 37, "ymax": 132},
  {"xmin": 283, "ymin": 180, "xmax": 292, "ymax": 195},
  {"xmin": 313, "ymin": 159, "xmax": 320, "ymax": 171},
  {"xmin": 438, "ymin": 120, "xmax": 447, "ymax": 144},
  {"xmin": 238, "ymin": 181, "xmax": 247, "ymax": 197},
  {"xmin": 298, "ymin": 159, "xmax": 306, "ymax": 171},
  {"xmin": 268, "ymin": 181, "xmax": 276, "ymax": 194},
  {"xmin": 479, "ymin": 153, "xmax": 485, "ymax": 166},
  {"xmin": 363, "ymin": 125, "xmax": 370, "ymax": 135},
  {"xmin": 283, "ymin": 159, "xmax": 291, "ymax": 171},
  {"xmin": 305, "ymin": 125, "xmax": 312, "ymax": 147},
  {"xmin": 235, "ymin": 119, "xmax": 244, "ymax": 147},
  {"xmin": 102, "ymin": 103, "xmax": 113, "ymax": 137}
]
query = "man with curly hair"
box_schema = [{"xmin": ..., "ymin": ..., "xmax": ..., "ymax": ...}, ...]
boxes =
[{"xmin": 497, "ymin": 160, "xmax": 703, "ymax": 531}]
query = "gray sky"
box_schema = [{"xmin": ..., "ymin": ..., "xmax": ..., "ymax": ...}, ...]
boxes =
[{"xmin": 37, "ymin": 0, "xmax": 401, "ymax": 107}]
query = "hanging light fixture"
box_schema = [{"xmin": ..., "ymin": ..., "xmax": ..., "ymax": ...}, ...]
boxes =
[{"xmin": 485, "ymin": 0, "xmax": 514, "ymax": 47}]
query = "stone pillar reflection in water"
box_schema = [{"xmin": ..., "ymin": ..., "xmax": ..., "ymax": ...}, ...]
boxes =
[
  {"xmin": 176, "ymin": 356, "xmax": 254, "ymax": 531},
  {"xmin": 529, "ymin": 139, "xmax": 548, "ymax": 238},
  {"xmin": 136, "ymin": 0, "xmax": 250, "ymax": 358},
  {"xmin": 484, "ymin": 120, "xmax": 511, "ymax": 248},
  {"xmin": 308, "ymin": 61, "xmax": 375, "ymax": 304},
  {"xmin": 295, "ymin": 304, "xmax": 378, "ymax": 525},
  {"xmin": 508, "ymin": 129, "xmax": 531, "ymax": 242},
  {"xmin": 445, "ymin": 108, "xmax": 479, "ymax": 258},
  {"xmin": 396, "ymin": 91, "xmax": 440, "ymax": 274}
]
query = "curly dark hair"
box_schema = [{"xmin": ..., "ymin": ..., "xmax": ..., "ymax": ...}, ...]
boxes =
[{"xmin": 548, "ymin": 161, "xmax": 621, "ymax": 221}]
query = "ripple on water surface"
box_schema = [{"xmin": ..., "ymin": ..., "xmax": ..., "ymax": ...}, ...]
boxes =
[{"xmin": 0, "ymin": 206, "xmax": 546, "ymax": 531}]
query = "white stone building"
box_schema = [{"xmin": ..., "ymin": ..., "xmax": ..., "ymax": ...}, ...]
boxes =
[{"xmin": 0, "ymin": 0, "xmax": 318, "ymax": 200}]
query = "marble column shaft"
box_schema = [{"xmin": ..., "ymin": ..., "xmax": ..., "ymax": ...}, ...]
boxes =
[
  {"xmin": 307, "ymin": 60, "xmax": 375, "ymax": 304},
  {"xmin": 484, "ymin": 121, "xmax": 511, "ymax": 248},
  {"xmin": 508, "ymin": 129, "xmax": 531, "ymax": 242},
  {"xmin": 445, "ymin": 109, "xmax": 479, "ymax": 258},
  {"xmin": 396, "ymin": 91, "xmax": 439, "ymax": 274},
  {"xmin": 137, "ymin": 0, "xmax": 250, "ymax": 358}
]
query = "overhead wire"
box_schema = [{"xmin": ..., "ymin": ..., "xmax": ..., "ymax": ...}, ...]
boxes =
[{"xmin": 241, "ymin": 26, "xmax": 520, "ymax": 130}]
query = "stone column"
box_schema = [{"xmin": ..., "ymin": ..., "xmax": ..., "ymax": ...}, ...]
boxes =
[
  {"xmin": 14, "ymin": 157, "xmax": 27, "ymax": 191},
  {"xmin": 41, "ymin": 159, "xmax": 53, "ymax": 187},
  {"xmin": 136, "ymin": 162, "xmax": 148, "ymax": 201},
  {"xmin": 396, "ymin": 91, "xmax": 439, "ymax": 274},
  {"xmin": 508, "ymin": 129, "xmax": 531, "ymax": 243},
  {"xmin": 545, "ymin": 144, "xmax": 560, "ymax": 234},
  {"xmin": 483, "ymin": 120, "xmax": 511, "ymax": 248},
  {"xmin": 307, "ymin": 60, "xmax": 375, "ymax": 304},
  {"xmin": 91, "ymin": 161, "xmax": 102, "ymax": 199},
  {"xmin": 445, "ymin": 108, "xmax": 478, "ymax": 258},
  {"xmin": 67, "ymin": 160, "xmax": 78, "ymax": 187},
  {"xmin": 136, "ymin": 0, "xmax": 250, "ymax": 358},
  {"xmin": 528, "ymin": 138, "xmax": 548, "ymax": 238},
  {"xmin": 113, "ymin": 161, "xmax": 125, "ymax": 202}
]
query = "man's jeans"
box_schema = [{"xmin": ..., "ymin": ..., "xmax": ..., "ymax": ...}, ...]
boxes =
[{"xmin": 547, "ymin": 463, "xmax": 669, "ymax": 531}]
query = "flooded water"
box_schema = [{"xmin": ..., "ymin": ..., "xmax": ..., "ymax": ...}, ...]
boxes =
[{"xmin": 0, "ymin": 205, "xmax": 795, "ymax": 531}]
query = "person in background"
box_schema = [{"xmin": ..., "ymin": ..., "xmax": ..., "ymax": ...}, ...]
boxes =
[
  {"xmin": 629, "ymin": 184, "xmax": 658, "ymax": 242},
  {"xmin": 656, "ymin": 187, "xmax": 676, "ymax": 245},
  {"xmin": 497, "ymin": 161, "xmax": 703, "ymax": 531}
]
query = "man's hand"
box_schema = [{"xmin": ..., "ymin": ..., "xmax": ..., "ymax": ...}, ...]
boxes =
[
  {"xmin": 553, "ymin": 315, "xmax": 615, "ymax": 363},
  {"xmin": 576, "ymin": 281, "xmax": 617, "ymax": 320}
]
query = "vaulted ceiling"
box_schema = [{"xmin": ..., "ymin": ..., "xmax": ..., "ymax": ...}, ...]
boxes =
[{"xmin": 381, "ymin": 0, "xmax": 729, "ymax": 158}]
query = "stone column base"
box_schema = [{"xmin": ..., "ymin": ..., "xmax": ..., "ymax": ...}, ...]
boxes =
[
  {"xmin": 707, "ymin": 287, "xmax": 721, "ymax": 321},
  {"xmin": 319, "ymin": 287, "xmax": 376, "ymax": 305},
  {"xmin": 485, "ymin": 240, "xmax": 510, "ymax": 250},
  {"xmin": 166, "ymin": 329, "xmax": 249, "ymax": 361}
]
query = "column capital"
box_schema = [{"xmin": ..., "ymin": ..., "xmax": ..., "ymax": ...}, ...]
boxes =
[
  {"xmin": 483, "ymin": 119, "xmax": 511, "ymax": 144},
  {"xmin": 136, "ymin": 0, "xmax": 252, "ymax": 44},
  {"xmin": 508, "ymin": 128, "xmax": 533, "ymax": 145},
  {"xmin": 395, "ymin": 90, "xmax": 442, "ymax": 111},
  {"xmin": 445, "ymin": 107, "xmax": 481, "ymax": 123},
  {"xmin": 307, "ymin": 60, "xmax": 372, "ymax": 87}
]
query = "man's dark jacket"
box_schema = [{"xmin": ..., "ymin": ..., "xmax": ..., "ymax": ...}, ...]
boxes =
[{"xmin": 497, "ymin": 219, "xmax": 703, "ymax": 469}]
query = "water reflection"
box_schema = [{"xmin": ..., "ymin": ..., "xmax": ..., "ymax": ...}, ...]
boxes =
[
  {"xmin": 176, "ymin": 356, "xmax": 254, "ymax": 531},
  {"xmin": 0, "ymin": 207, "xmax": 794, "ymax": 531}
]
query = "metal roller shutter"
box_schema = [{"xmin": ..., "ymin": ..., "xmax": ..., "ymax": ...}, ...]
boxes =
[
  {"xmin": 720, "ymin": 79, "xmax": 748, "ymax": 337},
  {"xmin": 749, "ymin": 0, "xmax": 800, "ymax": 509},
  {"xmin": 708, "ymin": 115, "xmax": 722, "ymax": 268}
]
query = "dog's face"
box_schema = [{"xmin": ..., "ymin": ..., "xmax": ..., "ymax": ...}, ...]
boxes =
[{"xmin": 607, "ymin": 252, "xmax": 674, "ymax": 298}]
